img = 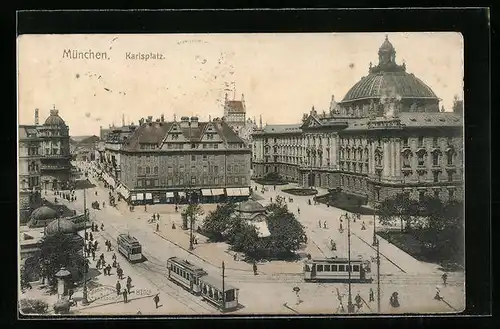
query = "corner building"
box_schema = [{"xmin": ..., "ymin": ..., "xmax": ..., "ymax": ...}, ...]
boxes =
[
  {"xmin": 118, "ymin": 116, "xmax": 251, "ymax": 204},
  {"xmin": 252, "ymin": 36, "xmax": 464, "ymax": 206}
]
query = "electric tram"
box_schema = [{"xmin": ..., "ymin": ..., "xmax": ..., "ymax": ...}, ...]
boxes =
[
  {"xmin": 166, "ymin": 257, "xmax": 208, "ymax": 294},
  {"xmin": 199, "ymin": 274, "xmax": 239, "ymax": 311},
  {"xmin": 117, "ymin": 234, "xmax": 143, "ymax": 262},
  {"xmin": 303, "ymin": 257, "xmax": 372, "ymax": 283}
]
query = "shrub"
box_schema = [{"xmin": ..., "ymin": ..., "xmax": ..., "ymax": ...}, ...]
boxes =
[{"xmin": 19, "ymin": 299, "xmax": 49, "ymax": 315}]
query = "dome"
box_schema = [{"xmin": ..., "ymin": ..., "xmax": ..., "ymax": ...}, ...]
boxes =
[
  {"xmin": 341, "ymin": 71, "xmax": 438, "ymax": 103},
  {"xmin": 379, "ymin": 35, "xmax": 395, "ymax": 53},
  {"xmin": 45, "ymin": 218, "xmax": 78, "ymax": 236},
  {"xmin": 237, "ymin": 201, "xmax": 266, "ymax": 213},
  {"xmin": 44, "ymin": 109, "xmax": 66, "ymax": 126},
  {"xmin": 30, "ymin": 206, "xmax": 58, "ymax": 222}
]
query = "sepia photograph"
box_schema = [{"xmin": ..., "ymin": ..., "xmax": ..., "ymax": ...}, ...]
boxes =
[{"xmin": 17, "ymin": 32, "xmax": 465, "ymax": 316}]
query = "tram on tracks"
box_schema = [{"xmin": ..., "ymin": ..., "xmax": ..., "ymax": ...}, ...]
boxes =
[
  {"xmin": 117, "ymin": 233, "xmax": 143, "ymax": 262},
  {"xmin": 303, "ymin": 258, "xmax": 372, "ymax": 283},
  {"xmin": 166, "ymin": 257, "xmax": 240, "ymax": 311}
]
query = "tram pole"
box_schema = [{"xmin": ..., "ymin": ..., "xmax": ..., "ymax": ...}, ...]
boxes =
[
  {"xmin": 222, "ymin": 261, "xmax": 225, "ymax": 308},
  {"xmin": 82, "ymin": 186, "xmax": 88, "ymax": 305},
  {"xmin": 376, "ymin": 240, "xmax": 381, "ymax": 313},
  {"xmin": 373, "ymin": 213, "xmax": 378, "ymax": 246},
  {"xmin": 347, "ymin": 213, "xmax": 354, "ymax": 313}
]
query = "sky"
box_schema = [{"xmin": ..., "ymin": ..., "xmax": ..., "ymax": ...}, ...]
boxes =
[{"xmin": 17, "ymin": 32, "xmax": 463, "ymax": 136}]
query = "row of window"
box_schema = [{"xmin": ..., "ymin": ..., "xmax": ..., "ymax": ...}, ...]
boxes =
[
  {"xmin": 316, "ymin": 264, "xmax": 361, "ymax": 272},
  {"xmin": 136, "ymin": 176, "xmax": 246, "ymax": 188},
  {"xmin": 139, "ymin": 164, "xmax": 241, "ymax": 175}
]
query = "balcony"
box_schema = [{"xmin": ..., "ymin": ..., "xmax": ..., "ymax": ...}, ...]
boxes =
[
  {"xmin": 44, "ymin": 154, "xmax": 71, "ymax": 159},
  {"xmin": 40, "ymin": 164, "xmax": 70, "ymax": 170},
  {"xmin": 445, "ymin": 163, "xmax": 456, "ymax": 170}
]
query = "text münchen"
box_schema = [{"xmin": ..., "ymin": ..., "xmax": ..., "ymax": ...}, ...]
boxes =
[{"xmin": 62, "ymin": 49, "xmax": 109, "ymax": 60}]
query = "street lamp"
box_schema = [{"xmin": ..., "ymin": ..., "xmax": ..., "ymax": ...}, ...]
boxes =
[
  {"xmin": 372, "ymin": 213, "xmax": 378, "ymax": 246},
  {"xmin": 346, "ymin": 213, "xmax": 355, "ymax": 313},
  {"xmin": 81, "ymin": 184, "xmax": 89, "ymax": 305}
]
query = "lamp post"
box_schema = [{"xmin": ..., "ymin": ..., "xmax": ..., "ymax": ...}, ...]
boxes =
[
  {"xmin": 346, "ymin": 213, "xmax": 355, "ymax": 313},
  {"xmin": 372, "ymin": 213, "xmax": 378, "ymax": 246},
  {"xmin": 376, "ymin": 239, "xmax": 381, "ymax": 313},
  {"xmin": 81, "ymin": 185, "xmax": 89, "ymax": 305},
  {"xmin": 222, "ymin": 261, "xmax": 225, "ymax": 308}
]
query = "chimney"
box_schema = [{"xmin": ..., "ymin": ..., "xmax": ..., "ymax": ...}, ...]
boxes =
[
  {"xmin": 180, "ymin": 116, "xmax": 190, "ymax": 128},
  {"xmin": 160, "ymin": 114, "xmax": 164, "ymax": 122},
  {"xmin": 241, "ymin": 93, "xmax": 245, "ymax": 103},
  {"xmin": 147, "ymin": 116, "xmax": 153, "ymax": 123},
  {"xmin": 190, "ymin": 116, "xmax": 199, "ymax": 128},
  {"xmin": 34, "ymin": 108, "xmax": 39, "ymax": 125}
]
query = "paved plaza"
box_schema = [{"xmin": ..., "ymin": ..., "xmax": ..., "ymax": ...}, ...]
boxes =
[{"xmin": 22, "ymin": 162, "xmax": 464, "ymax": 315}]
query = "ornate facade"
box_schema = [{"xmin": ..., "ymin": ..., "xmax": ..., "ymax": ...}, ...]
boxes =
[{"xmin": 252, "ymin": 36, "xmax": 464, "ymax": 206}]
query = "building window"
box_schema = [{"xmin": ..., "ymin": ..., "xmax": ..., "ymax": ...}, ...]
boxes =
[
  {"xmin": 168, "ymin": 166, "xmax": 173, "ymax": 173},
  {"xmin": 227, "ymin": 165, "xmax": 231, "ymax": 173},
  {"xmin": 235, "ymin": 177, "xmax": 239, "ymax": 184},
  {"xmin": 137, "ymin": 180, "xmax": 143, "ymax": 187},
  {"xmin": 203, "ymin": 177, "xmax": 208, "ymax": 185},
  {"xmin": 434, "ymin": 190, "xmax": 440, "ymax": 198},
  {"xmin": 433, "ymin": 171, "xmax": 439, "ymax": 182},
  {"xmin": 419, "ymin": 190, "xmax": 425, "ymax": 201},
  {"xmin": 403, "ymin": 137, "xmax": 409, "ymax": 147},
  {"xmin": 447, "ymin": 151, "xmax": 454, "ymax": 165},
  {"xmin": 214, "ymin": 177, "xmax": 219, "ymax": 184},
  {"xmin": 180, "ymin": 165, "xmax": 184, "ymax": 173},
  {"xmin": 137, "ymin": 166, "xmax": 143, "ymax": 175},
  {"xmin": 179, "ymin": 155, "xmax": 184, "ymax": 161},
  {"xmin": 154, "ymin": 166, "xmax": 158, "ymax": 175},
  {"xmin": 213, "ymin": 166, "xmax": 219, "ymax": 174},
  {"xmin": 167, "ymin": 178, "xmax": 172, "ymax": 186},
  {"xmin": 145, "ymin": 167, "xmax": 151, "ymax": 175},
  {"xmin": 447, "ymin": 171, "xmax": 453, "ymax": 182},
  {"xmin": 203, "ymin": 144, "xmax": 207, "ymax": 149},
  {"xmin": 203, "ymin": 166, "xmax": 208, "ymax": 173},
  {"xmin": 191, "ymin": 176, "xmax": 196, "ymax": 185},
  {"xmin": 448, "ymin": 189, "xmax": 454, "ymax": 200},
  {"xmin": 154, "ymin": 179, "xmax": 159, "ymax": 186},
  {"xmin": 375, "ymin": 188, "xmax": 380, "ymax": 201},
  {"xmin": 403, "ymin": 153, "xmax": 411, "ymax": 168},
  {"xmin": 417, "ymin": 153, "xmax": 425, "ymax": 166},
  {"xmin": 145, "ymin": 179, "xmax": 151, "ymax": 186},
  {"xmin": 179, "ymin": 178, "xmax": 184, "ymax": 185},
  {"xmin": 191, "ymin": 144, "xmax": 196, "ymax": 149},
  {"xmin": 418, "ymin": 137, "xmax": 424, "ymax": 147},
  {"xmin": 191, "ymin": 165, "xmax": 196, "ymax": 172},
  {"xmin": 214, "ymin": 144, "xmax": 218, "ymax": 149},
  {"xmin": 191, "ymin": 155, "xmax": 196, "ymax": 161}
]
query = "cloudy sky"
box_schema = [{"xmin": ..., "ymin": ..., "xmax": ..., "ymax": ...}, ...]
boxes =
[{"xmin": 18, "ymin": 32, "xmax": 463, "ymax": 136}]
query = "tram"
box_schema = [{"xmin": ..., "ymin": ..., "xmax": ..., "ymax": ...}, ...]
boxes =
[
  {"xmin": 303, "ymin": 258, "xmax": 372, "ymax": 283},
  {"xmin": 199, "ymin": 275, "xmax": 239, "ymax": 311},
  {"xmin": 166, "ymin": 257, "xmax": 208, "ymax": 294},
  {"xmin": 117, "ymin": 234, "xmax": 143, "ymax": 262}
]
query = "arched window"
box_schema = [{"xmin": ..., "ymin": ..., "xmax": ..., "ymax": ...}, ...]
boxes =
[
  {"xmin": 137, "ymin": 166, "xmax": 143, "ymax": 175},
  {"xmin": 145, "ymin": 167, "xmax": 151, "ymax": 175},
  {"xmin": 154, "ymin": 166, "xmax": 158, "ymax": 174}
]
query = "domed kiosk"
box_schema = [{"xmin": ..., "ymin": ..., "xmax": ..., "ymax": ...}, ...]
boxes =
[
  {"xmin": 235, "ymin": 200, "xmax": 270, "ymax": 238},
  {"xmin": 27, "ymin": 206, "xmax": 58, "ymax": 228},
  {"xmin": 45, "ymin": 218, "xmax": 78, "ymax": 236}
]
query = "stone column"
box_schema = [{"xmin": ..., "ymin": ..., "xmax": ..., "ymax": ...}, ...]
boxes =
[
  {"xmin": 383, "ymin": 139, "xmax": 390, "ymax": 177},
  {"xmin": 390, "ymin": 141, "xmax": 396, "ymax": 177},
  {"xmin": 370, "ymin": 140, "xmax": 375, "ymax": 175},
  {"xmin": 395, "ymin": 139, "xmax": 401, "ymax": 177},
  {"xmin": 332, "ymin": 135, "xmax": 337, "ymax": 169}
]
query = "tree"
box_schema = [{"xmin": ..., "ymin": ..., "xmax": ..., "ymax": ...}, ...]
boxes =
[
  {"xmin": 228, "ymin": 217, "xmax": 260, "ymax": 259},
  {"xmin": 181, "ymin": 203, "xmax": 204, "ymax": 230},
  {"xmin": 377, "ymin": 194, "xmax": 417, "ymax": 232},
  {"xmin": 33, "ymin": 232, "xmax": 85, "ymax": 289},
  {"xmin": 264, "ymin": 172, "xmax": 282, "ymax": 182},
  {"xmin": 201, "ymin": 202, "xmax": 237, "ymax": 242},
  {"xmin": 19, "ymin": 299, "xmax": 49, "ymax": 314},
  {"xmin": 266, "ymin": 203, "xmax": 306, "ymax": 257}
]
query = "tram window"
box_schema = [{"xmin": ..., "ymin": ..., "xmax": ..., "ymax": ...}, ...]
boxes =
[
  {"xmin": 209, "ymin": 287, "xmax": 213, "ymax": 298},
  {"xmin": 317, "ymin": 265, "xmax": 324, "ymax": 272},
  {"xmin": 338, "ymin": 265, "xmax": 345, "ymax": 271},
  {"xmin": 203, "ymin": 284, "xmax": 207, "ymax": 294},
  {"xmin": 226, "ymin": 289, "xmax": 235, "ymax": 302},
  {"xmin": 353, "ymin": 265, "xmax": 360, "ymax": 272},
  {"xmin": 332, "ymin": 265, "xmax": 337, "ymax": 271},
  {"xmin": 324, "ymin": 265, "xmax": 331, "ymax": 271},
  {"xmin": 304, "ymin": 265, "xmax": 311, "ymax": 272}
]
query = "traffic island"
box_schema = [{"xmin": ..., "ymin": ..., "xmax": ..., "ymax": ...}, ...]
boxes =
[{"xmin": 282, "ymin": 188, "xmax": 318, "ymax": 196}]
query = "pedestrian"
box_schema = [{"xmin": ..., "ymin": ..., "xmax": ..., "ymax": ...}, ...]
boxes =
[
  {"xmin": 122, "ymin": 289, "xmax": 128, "ymax": 303},
  {"xmin": 68, "ymin": 288, "xmax": 74, "ymax": 300},
  {"xmin": 442, "ymin": 273, "xmax": 448, "ymax": 286},
  {"xmin": 361, "ymin": 221, "xmax": 366, "ymax": 230},
  {"xmin": 233, "ymin": 253, "xmax": 237, "ymax": 261},
  {"xmin": 273, "ymin": 185, "xmax": 276, "ymax": 191},
  {"xmin": 107, "ymin": 241, "xmax": 111, "ymax": 252},
  {"xmin": 270, "ymin": 197, "xmax": 272, "ymax": 202},
  {"xmin": 126, "ymin": 281, "xmax": 131, "ymax": 294},
  {"xmin": 153, "ymin": 294, "xmax": 160, "ymax": 309},
  {"xmin": 434, "ymin": 286, "xmax": 441, "ymax": 300},
  {"xmin": 106, "ymin": 264, "xmax": 112, "ymax": 276},
  {"xmin": 112, "ymin": 253, "xmax": 117, "ymax": 261},
  {"xmin": 195, "ymin": 238, "xmax": 198, "ymax": 245},
  {"xmin": 318, "ymin": 220, "xmax": 321, "ymax": 228},
  {"xmin": 116, "ymin": 281, "xmax": 121, "ymax": 295},
  {"xmin": 156, "ymin": 223, "xmax": 159, "ymax": 232},
  {"xmin": 253, "ymin": 262, "xmax": 258, "ymax": 275},
  {"xmin": 390, "ymin": 292, "xmax": 400, "ymax": 307},
  {"xmin": 172, "ymin": 223, "xmax": 176, "ymax": 229},
  {"xmin": 144, "ymin": 204, "xmax": 147, "ymax": 212},
  {"xmin": 101, "ymin": 223, "xmax": 104, "ymax": 231},
  {"xmin": 95, "ymin": 191, "xmax": 98, "ymax": 196},
  {"xmin": 127, "ymin": 276, "xmax": 132, "ymax": 288},
  {"xmin": 92, "ymin": 250, "xmax": 96, "ymax": 261},
  {"xmin": 89, "ymin": 232, "xmax": 93, "ymax": 241},
  {"xmin": 96, "ymin": 259, "xmax": 101, "ymax": 269},
  {"xmin": 84, "ymin": 232, "xmax": 88, "ymax": 240},
  {"xmin": 369, "ymin": 288, "xmax": 375, "ymax": 302},
  {"xmin": 175, "ymin": 205, "xmax": 178, "ymax": 212},
  {"xmin": 94, "ymin": 240, "xmax": 98, "ymax": 251},
  {"xmin": 323, "ymin": 221, "xmax": 327, "ymax": 229},
  {"xmin": 339, "ymin": 223, "xmax": 343, "ymax": 231},
  {"xmin": 100, "ymin": 253, "xmax": 105, "ymax": 261},
  {"xmin": 297, "ymin": 207, "xmax": 300, "ymax": 214},
  {"xmin": 355, "ymin": 292, "xmax": 362, "ymax": 309},
  {"xmin": 113, "ymin": 259, "xmax": 117, "ymax": 268},
  {"xmin": 117, "ymin": 267, "xmax": 123, "ymax": 280}
]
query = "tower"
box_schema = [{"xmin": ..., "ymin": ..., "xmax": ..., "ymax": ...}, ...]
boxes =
[{"xmin": 259, "ymin": 115, "xmax": 262, "ymax": 129}]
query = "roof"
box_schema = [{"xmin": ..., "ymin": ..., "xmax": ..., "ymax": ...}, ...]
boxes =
[
  {"xmin": 30, "ymin": 206, "xmax": 57, "ymax": 222},
  {"xmin": 46, "ymin": 218, "xmax": 78, "ymax": 236},
  {"xmin": 225, "ymin": 100, "xmax": 245, "ymax": 113},
  {"xmin": 199, "ymin": 274, "xmax": 237, "ymax": 292},
  {"xmin": 308, "ymin": 258, "xmax": 365, "ymax": 264},
  {"xmin": 260, "ymin": 124, "xmax": 302, "ymax": 134},
  {"xmin": 237, "ymin": 201, "xmax": 266, "ymax": 213},
  {"xmin": 121, "ymin": 120, "xmax": 245, "ymax": 152},
  {"xmin": 167, "ymin": 257, "xmax": 206, "ymax": 273},
  {"xmin": 341, "ymin": 71, "xmax": 438, "ymax": 103}
]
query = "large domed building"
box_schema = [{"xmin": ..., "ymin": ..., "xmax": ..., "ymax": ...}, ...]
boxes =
[{"xmin": 252, "ymin": 35, "xmax": 464, "ymax": 206}]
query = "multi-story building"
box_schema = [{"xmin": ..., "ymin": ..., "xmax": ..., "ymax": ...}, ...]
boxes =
[
  {"xmin": 252, "ymin": 36, "xmax": 464, "ymax": 206},
  {"xmin": 38, "ymin": 107, "xmax": 72, "ymax": 190},
  {"xmin": 18, "ymin": 124, "xmax": 43, "ymax": 222},
  {"xmin": 117, "ymin": 115, "xmax": 251, "ymax": 204}
]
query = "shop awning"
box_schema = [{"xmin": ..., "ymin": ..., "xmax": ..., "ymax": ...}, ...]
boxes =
[
  {"xmin": 136, "ymin": 193, "xmax": 144, "ymax": 201},
  {"xmin": 178, "ymin": 191, "xmax": 186, "ymax": 198},
  {"xmin": 117, "ymin": 185, "xmax": 130, "ymax": 199},
  {"xmin": 201, "ymin": 189, "xmax": 212, "ymax": 196},
  {"xmin": 145, "ymin": 193, "xmax": 152, "ymax": 200},
  {"xmin": 239, "ymin": 188, "xmax": 250, "ymax": 196},
  {"xmin": 166, "ymin": 192, "xmax": 175, "ymax": 198},
  {"xmin": 226, "ymin": 188, "xmax": 240, "ymax": 196},
  {"xmin": 131, "ymin": 195, "xmax": 137, "ymax": 201},
  {"xmin": 211, "ymin": 189, "xmax": 225, "ymax": 196}
]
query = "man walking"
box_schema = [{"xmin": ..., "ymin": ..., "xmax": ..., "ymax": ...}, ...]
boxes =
[
  {"xmin": 116, "ymin": 280, "xmax": 121, "ymax": 296},
  {"xmin": 153, "ymin": 294, "xmax": 160, "ymax": 309},
  {"xmin": 369, "ymin": 288, "xmax": 375, "ymax": 302},
  {"xmin": 117, "ymin": 266, "xmax": 124, "ymax": 280},
  {"xmin": 156, "ymin": 223, "xmax": 160, "ymax": 232},
  {"xmin": 442, "ymin": 273, "xmax": 448, "ymax": 286},
  {"xmin": 122, "ymin": 289, "xmax": 128, "ymax": 303},
  {"xmin": 253, "ymin": 262, "xmax": 258, "ymax": 275}
]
